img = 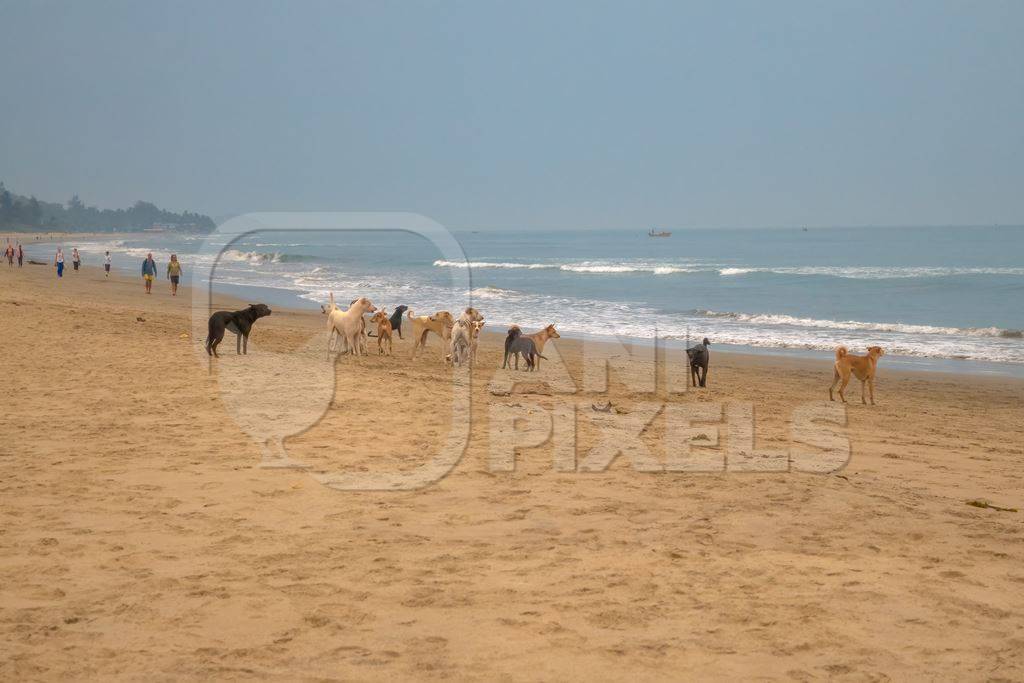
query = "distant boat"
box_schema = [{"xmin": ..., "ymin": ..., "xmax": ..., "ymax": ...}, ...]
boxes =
[{"xmin": 648, "ymin": 228, "xmax": 672, "ymax": 238}]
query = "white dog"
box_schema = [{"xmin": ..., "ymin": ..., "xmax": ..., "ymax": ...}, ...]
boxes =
[
  {"xmin": 448, "ymin": 318, "xmax": 485, "ymax": 368},
  {"xmin": 448, "ymin": 319, "xmax": 472, "ymax": 367},
  {"xmin": 469, "ymin": 320, "xmax": 485, "ymax": 365},
  {"xmin": 324, "ymin": 293, "xmax": 376, "ymax": 356}
]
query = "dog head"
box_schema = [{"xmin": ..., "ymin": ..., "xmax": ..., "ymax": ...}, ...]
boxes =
[
  {"xmin": 702, "ymin": 338, "xmax": 710, "ymax": 346},
  {"xmin": 506, "ymin": 325, "xmax": 522, "ymax": 339},
  {"xmin": 463, "ymin": 307, "xmax": 484, "ymax": 322},
  {"xmin": 351, "ymin": 296, "xmax": 377, "ymax": 314},
  {"xmin": 430, "ymin": 311, "xmax": 454, "ymax": 327},
  {"xmin": 370, "ymin": 310, "xmax": 388, "ymax": 324},
  {"xmin": 249, "ymin": 303, "xmax": 272, "ymax": 319},
  {"xmin": 392, "ymin": 305, "xmax": 408, "ymax": 317},
  {"xmin": 867, "ymin": 346, "xmax": 885, "ymax": 360},
  {"xmin": 472, "ymin": 320, "xmax": 485, "ymax": 337},
  {"xmin": 545, "ymin": 324, "xmax": 561, "ymax": 339}
]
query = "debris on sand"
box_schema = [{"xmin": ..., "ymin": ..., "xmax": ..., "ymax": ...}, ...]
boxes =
[{"xmin": 966, "ymin": 499, "xmax": 1018, "ymax": 513}]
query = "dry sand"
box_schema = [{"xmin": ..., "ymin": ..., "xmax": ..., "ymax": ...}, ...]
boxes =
[{"xmin": 2, "ymin": 261, "xmax": 1023, "ymax": 680}]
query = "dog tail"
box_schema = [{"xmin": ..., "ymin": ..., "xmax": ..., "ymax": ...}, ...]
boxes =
[
  {"xmin": 407, "ymin": 309, "xmax": 415, "ymax": 319},
  {"xmin": 835, "ymin": 345, "xmax": 848, "ymax": 361}
]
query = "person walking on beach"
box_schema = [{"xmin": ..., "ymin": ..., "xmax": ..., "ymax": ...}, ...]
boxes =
[
  {"xmin": 3, "ymin": 243, "xmax": 13, "ymax": 267},
  {"xmin": 55, "ymin": 247, "xmax": 65, "ymax": 278},
  {"xmin": 104, "ymin": 251, "xmax": 111, "ymax": 277},
  {"xmin": 141, "ymin": 252, "xmax": 158, "ymax": 293},
  {"xmin": 72, "ymin": 248, "xmax": 81, "ymax": 271},
  {"xmin": 166, "ymin": 254, "xmax": 182, "ymax": 296},
  {"xmin": 17, "ymin": 244, "xmax": 23, "ymax": 267}
]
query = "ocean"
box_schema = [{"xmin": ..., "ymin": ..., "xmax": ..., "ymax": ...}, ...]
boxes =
[{"xmin": 31, "ymin": 225, "xmax": 1024, "ymax": 374}]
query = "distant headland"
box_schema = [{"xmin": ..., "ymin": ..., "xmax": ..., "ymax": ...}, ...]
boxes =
[{"xmin": 0, "ymin": 182, "xmax": 215, "ymax": 232}]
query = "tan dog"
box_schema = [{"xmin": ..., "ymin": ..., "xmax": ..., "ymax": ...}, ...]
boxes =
[
  {"xmin": 829, "ymin": 345, "xmax": 885, "ymax": 405},
  {"xmin": 503, "ymin": 324, "xmax": 560, "ymax": 369},
  {"xmin": 369, "ymin": 310, "xmax": 393, "ymax": 355},
  {"xmin": 408, "ymin": 309, "xmax": 455, "ymax": 360},
  {"xmin": 325, "ymin": 293, "xmax": 377, "ymax": 357}
]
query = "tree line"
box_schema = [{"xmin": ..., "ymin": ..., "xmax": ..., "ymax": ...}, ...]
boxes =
[{"xmin": 0, "ymin": 182, "xmax": 216, "ymax": 232}]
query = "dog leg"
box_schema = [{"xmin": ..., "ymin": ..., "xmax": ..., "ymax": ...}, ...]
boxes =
[
  {"xmin": 411, "ymin": 331, "xmax": 423, "ymax": 359},
  {"xmin": 700, "ymin": 365, "xmax": 708, "ymax": 388},
  {"xmin": 838, "ymin": 375, "xmax": 850, "ymax": 403},
  {"xmin": 867, "ymin": 378, "xmax": 875, "ymax": 405},
  {"xmin": 829, "ymin": 370, "xmax": 839, "ymax": 401},
  {"xmin": 243, "ymin": 334, "xmax": 248, "ymax": 355}
]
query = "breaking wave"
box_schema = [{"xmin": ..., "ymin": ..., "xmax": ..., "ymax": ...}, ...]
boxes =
[
  {"xmin": 221, "ymin": 250, "xmax": 317, "ymax": 265},
  {"xmin": 434, "ymin": 259, "xmax": 696, "ymax": 274},
  {"xmin": 438, "ymin": 260, "xmax": 1024, "ymax": 279},
  {"xmin": 696, "ymin": 310, "xmax": 1023, "ymax": 339}
]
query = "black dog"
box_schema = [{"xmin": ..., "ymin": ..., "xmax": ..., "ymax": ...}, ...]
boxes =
[
  {"xmin": 686, "ymin": 337, "xmax": 711, "ymax": 387},
  {"xmin": 507, "ymin": 335, "xmax": 547, "ymax": 371},
  {"xmin": 206, "ymin": 304, "xmax": 272, "ymax": 357},
  {"xmin": 367, "ymin": 305, "xmax": 409, "ymax": 339}
]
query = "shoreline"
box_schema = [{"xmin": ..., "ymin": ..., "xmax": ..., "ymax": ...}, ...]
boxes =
[
  {"xmin": 4, "ymin": 229, "xmax": 162, "ymax": 245},
  {"xmin": 14, "ymin": 235, "xmax": 1024, "ymax": 378},
  {"xmin": 149, "ymin": 266, "xmax": 1024, "ymax": 378},
  {"xmin": 11, "ymin": 259, "xmax": 1024, "ymax": 386}
]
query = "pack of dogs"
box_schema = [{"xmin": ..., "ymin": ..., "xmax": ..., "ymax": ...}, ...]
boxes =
[{"xmin": 206, "ymin": 295, "xmax": 887, "ymax": 404}]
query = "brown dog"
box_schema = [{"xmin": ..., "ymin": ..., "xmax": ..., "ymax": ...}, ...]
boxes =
[
  {"xmin": 408, "ymin": 309, "xmax": 455, "ymax": 360},
  {"xmin": 829, "ymin": 345, "xmax": 885, "ymax": 405},
  {"xmin": 369, "ymin": 310, "xmax": 393, "ymax": 355}
]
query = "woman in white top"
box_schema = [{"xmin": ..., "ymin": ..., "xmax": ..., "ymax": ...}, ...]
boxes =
[
  {"xmin": 104, "ymin": 251, "xmax": 112, "ymax": 277},
  {"xmin": 55, "ymin": 248, "xmax": 65, "ymax": 278}
]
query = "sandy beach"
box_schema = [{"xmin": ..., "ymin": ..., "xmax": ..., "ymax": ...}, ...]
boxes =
[{"xmin": 2, "ymin": 261, "xmax": 1023, "ymax": 680}]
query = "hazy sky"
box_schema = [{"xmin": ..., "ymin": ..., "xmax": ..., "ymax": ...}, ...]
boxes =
[{"xmin": 2, "ymin": 1, "xmax": 1022, "ymax": 228}]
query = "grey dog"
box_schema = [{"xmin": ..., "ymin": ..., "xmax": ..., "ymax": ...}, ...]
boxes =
[
  {"xmin": 507, "ymin": 335, "xmax": 547, "ymax": 371},
  {"xmin": 686, "ymin": 337, "xmax": 711, "ymax": 387}
]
